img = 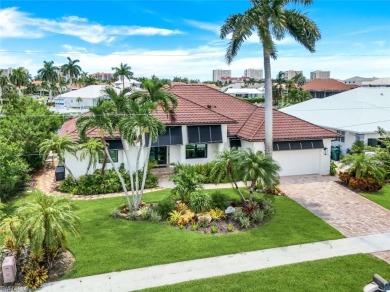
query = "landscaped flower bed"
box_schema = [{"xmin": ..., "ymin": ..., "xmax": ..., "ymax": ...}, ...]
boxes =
[{"xmin": 111, "ymin": 194, "xmax": 276, "ymax": 235}]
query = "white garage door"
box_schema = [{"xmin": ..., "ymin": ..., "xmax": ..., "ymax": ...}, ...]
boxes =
[{"xmin": 273, "ymin": 149, "xmax": 322, "ymax": 176}]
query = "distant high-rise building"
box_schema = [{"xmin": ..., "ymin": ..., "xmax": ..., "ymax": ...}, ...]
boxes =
[
  {"xmin": 91, "ymin": 72, "xmax": 114, "ymax": 81},
  {"xmin": 213, "ymin": 69, "xmax": 231, "ymax": 82},
  {"xmin": 310, "ymin": 70, "xmax": 330, "ymax": 80},
  {"xmin": 284, "ymin": 70, "xmax": 303, "ymax": 80},
  {"xmin": 244, "ymin": 68, "xmax": 263, "ymax": 80}
]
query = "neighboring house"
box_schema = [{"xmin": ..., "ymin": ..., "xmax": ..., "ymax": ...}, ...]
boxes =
[
  {"xmin": 362, "ymin": 77, "xmax": 390, "ymax": 87},
  {"xmin": 224, "ymin": 88, "xmax": 265, "ymax": 98},
  {"xmin": 281, "ymin": 87, "xmax": 390, "ymax": 155},
  {"xmin": 113, "ymin": 77, "xmax": 142, "ymax": 90},
  {"xmin": 59, "ymin": 84, "xmax": 338, "ymax": 178},
  {"xmin": 54, "ymin": 85, "xmax": 115, "ymax": 108},
  {"xmin": 344, "ymin": 76, "xmax": 377, "ymax": 86},
  {"xmin": 301, "ymin": 78, "xmax": 358, "ymax": 98}
]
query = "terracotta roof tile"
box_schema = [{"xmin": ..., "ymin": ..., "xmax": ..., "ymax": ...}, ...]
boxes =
[{"xmin": 302, "ymin": 78, "xmax": 358, "ymax": 91}]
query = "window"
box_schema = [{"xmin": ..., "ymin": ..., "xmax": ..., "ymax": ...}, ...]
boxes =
[
  {"xmin": 335, "ymin": 130, "xmax": 345, "ymax": 143},
  {"xmin": 356, "ymin": 134, "xmax": 365, "ymax": 142},
  {"xmin": 186, "ymin": 144, "xmax": 207, "ymax": 159},
  {"xmin": 187, "ymin": 125, "xmax": 222, "ymax": 144},
  {"xmin": 99, "ymin": 149, "xmax": 118, "ymax": 163}
]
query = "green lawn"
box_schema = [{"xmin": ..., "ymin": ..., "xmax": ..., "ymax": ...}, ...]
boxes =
[
  {"xmin": 362, "ymin": 185, "xmax": 390, "ymax": 210},
  {"xmin": 63, "ymin": 188, "xmax": 343, "ymax": 278},
  {"xmin": 142, "ymin": 254, "xmax": 390, "ymax": 292}
]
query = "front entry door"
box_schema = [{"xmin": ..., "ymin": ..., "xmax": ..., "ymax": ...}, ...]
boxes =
[{"xmin": 149, "ymin": 146, "xmax": 167, "ymax": 166}]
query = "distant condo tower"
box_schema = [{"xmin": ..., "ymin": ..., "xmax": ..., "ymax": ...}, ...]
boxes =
[
  {"xmin": 244, "ymin": 68, "xmax": 263, "ymax": 80},
  {"xmin": 213, "ymin": 69, "xmax": 231, "ymax": 82},
  {"xmin": 284, "ymin": 70, "xmax": 303, "ymax": 80},
  {"xmin": 310, "ymin": 70, "xmax": 330, "ymax": 80}
]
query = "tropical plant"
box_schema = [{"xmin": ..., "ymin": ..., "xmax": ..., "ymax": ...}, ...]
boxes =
[
  {"xmin": 239, "ymin": 216, "xmax": 251, "ymax": 229},
  {"xmin": 171, "ymin": 165, "xmax": 204, "ymax": 203},
  {"xmin": 78, "ymin": 138, "xmax": 105, "ymax": 175},
  {"xmin": 10, "ymin": 67, "xmax": 29, "ymax": 96},
  {"xmin": 39, "ymin": 134, "xmax": 77, "ymax": 179},
  {"xmin": 210, "ymin": 191, "xmax": 229, "ymax": 210},
  {"xmin": 17, "ymin": 191, "xmax": 80, "ymax": 260},
  {"xmin": 210, "ymin": 225, "xmax": 218, "ymax": 234},
  {"xmin": 37, "ymin": 61, "xmax": 60, "ymax": 99},
  {"xmin": 239, "ymin": 149, "xmax": 281, "ymax": 202},
  {"xmin": 76, "ymin": 96, "xmax": 83, "ymax": 112},
  {"xmin": 209, "ymin": 208, "xmax": 227, "ymax": 221},
  {"xmin": 211, "ymin": 148, "xmax": 246, "ymax": 201},
  {"xmin": 220, "ymin": 0, "xmax": 321, "ymax": 155},
  {"xmin": 156, "ymin": 196, "xmax": 176, "ymax": 219},
  {"xmin": 112, "ymin": 63, "xmax": 133, "ymax": 90},
  {"xmin": 292, "ymin": 72, "xmax": 307, "ymax": 86},
  {"xmin": 61, "ymin": 57, "xmax": 82, "ymax": 90},
  {"xmin": 189, "ymin": 188, "xmax": 211, "ymax": 213},
  {"xmin": 250, "ymin": 209, "xmax": 265, "ymax": 223},
  {"xmin": 341, "ymin": 153, "xmax": 386, "ymax": 183},
  {"xmin": 226, "ymin": 224, "xmax": 234, "ymax": 232}
]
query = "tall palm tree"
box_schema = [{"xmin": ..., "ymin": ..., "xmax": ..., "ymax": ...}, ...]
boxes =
[
  {"xmin": 10, "ymin": 67, "xmax": 29, "ymax": 96},
  {"xmin": 138, "ymin": 79, "xmax": 178, "ymax": 114},
  {"xmin": 119, "ymin": 100, "xmax": 165, "ymax": 210},
  {"xmin": 38, "ymin": 61, "xmax": 60, "ymax": 100},
  {"xmin": 61, "ymin": 57, "xmax": 82, "ymax": 91},
  {"xmin": 76, "ymin": 96, "xmax": 83, "ymax": 112},
  {"xmin": 78, "ymin": 138, "xmax": 105, "ymax": 175},
  {"xmin": 17, "ymin": 190, "xmax": 80, "ymax": 261},
  {"xmin": 112, "ymin": 63, "xmax": 133, "ymax": 90},
  {"xmin": 76, "ymin": 100, "xmax": 131, "ymax": 207},
  {"xmin": 292, "ymin": 72, "xmax": 307, "ymax": 86},
  {"xmin": 39, "ymin": 134, "xmax": 77, "ymax": 179},
  {"xmin": 239, "ymin": 149, "xmax": 280, "ymax": 202},
  {"xmin": 211, "ymin": 148, "xmax": 246, "ymax": 202},
  {"xmin": 221, "ymin": 0, "xmax": 321, "ymax": 155}
]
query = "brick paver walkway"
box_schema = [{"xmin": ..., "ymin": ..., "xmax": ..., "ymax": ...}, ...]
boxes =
[{"xmin": 279, "ymin": 175, "xmax": 390, "ymax": 264}]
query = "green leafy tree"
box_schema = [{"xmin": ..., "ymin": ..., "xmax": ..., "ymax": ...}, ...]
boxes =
[
  {"xmin": 211, "ymin": 148, "xmax": 246, "ymax": 202},
  {"xmin": 38, "ymin": 61, "xmax": 59, "ymax": 99},
  {"xmin": 78, "ymin": 138, "xmax": 105, "ymax": 176},
  {"xmin": 39, "ymin": 134, "xmax": 77, "ymax": 179},
  {"xmin": 239, "ymin": 149, "xmax": 281, "ymax": 202},
  {"xmin": 220, "ymin": 0, "xmax": 321, "ymax": 155},
  {"xmin": 17, "ymin": 191, "xmax": 80, "ymax": 260},
  {"xmin": 61, "ymin": 57, "xmax": 82, "ymax": 90},
  {"xmin": 112, "ymin": 63, "xmax": 133, "ymax": 90}
]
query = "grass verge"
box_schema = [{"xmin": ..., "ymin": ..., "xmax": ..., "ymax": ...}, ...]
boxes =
[{"xmin": 361, "ymin": 185, "xmax": 390, "ymax": 210}]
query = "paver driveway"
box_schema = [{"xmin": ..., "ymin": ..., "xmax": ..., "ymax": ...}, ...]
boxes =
[{"xmin": 279, "ymin": 175, "xmax": 390, "ymax": 263}]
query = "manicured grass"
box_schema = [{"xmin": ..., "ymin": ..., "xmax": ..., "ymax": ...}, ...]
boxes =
[
  {"xmin": 142, "ymin": 254, "xmax": 390, "ymax": 292},
  {"xmin": 64, "ymin": 188, "xmax": 343, "ymax": 278},
  {"xmin": 361, "ymin": 185, "xmax": 390, "ymax": 210}
]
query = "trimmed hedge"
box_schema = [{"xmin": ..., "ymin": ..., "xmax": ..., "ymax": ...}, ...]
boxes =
[
  {"xmin": 236, "ymin": 97, "xmax": 265, "ymax": 103},
  {"xmin": 173, "ymin": 162, "xmax": 232, "ymax": 184}
]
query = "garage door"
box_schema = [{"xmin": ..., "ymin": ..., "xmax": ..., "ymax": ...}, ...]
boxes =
[{"xmin": 273, "ymin": 149, "xmax": 322, "ymax": 176}]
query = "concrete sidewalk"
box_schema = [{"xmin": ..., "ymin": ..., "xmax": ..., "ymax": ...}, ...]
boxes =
[{"xmin": 41, "ymin": 232, "xmax": 390, "ymax": 292}]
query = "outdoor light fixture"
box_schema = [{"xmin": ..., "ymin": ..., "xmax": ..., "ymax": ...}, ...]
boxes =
[{"xmin": 324, "ymin": 147, "xmax": 328, "ymax": 155}]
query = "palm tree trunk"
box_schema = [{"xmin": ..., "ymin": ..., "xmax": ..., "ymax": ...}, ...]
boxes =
[
  {"xmin": 139, "ymin": 134, "xmax": 152, "ymax": 208},
  {"xmin": 63, "ymin": 163, "xmax": 75, "ymax": 180},
  {"xmin": 121, "ymin": 136, "xmax": 135, "ymax": 209},
  {"xmin": 232, "ymin": 178, "xmax": 246, "ymax": 203},
  {"xmin": 134, "ymin": 140, "xmax": 142, "ymax": 209},
  {"xmin": 264, "ymin": 50, "xmax": 273, "ymax": 156},
  {"xmin": 121, "ymin": 76, "xmax": 124, "ymax": 91},
  {"xmin": 85, "ymin": 160, "xmax": 92, "ymax": 176},
  {"xmin": 104, "ymin": 146, "xmax": 131, "ymax": 207},
  {"xmin": 100, "ymin": 138, "xmax": 107, "ymax": 175}
]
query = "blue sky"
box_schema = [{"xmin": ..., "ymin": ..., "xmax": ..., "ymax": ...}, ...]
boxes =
[{"xmin": 1, "ymin": 0, "xmax": 389, "ymax": 81}]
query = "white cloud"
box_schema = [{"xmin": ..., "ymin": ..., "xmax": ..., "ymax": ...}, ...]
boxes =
[
  {"xmin": 184, "ymin": 19, "xmax": 221, "ymax": 34},
  {"xmin": 0, "ymin": 7, "xmax": 183, "ymax": 44}
]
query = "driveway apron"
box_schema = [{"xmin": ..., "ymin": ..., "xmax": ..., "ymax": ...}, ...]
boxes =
[{"xmin": 279, "ymin": 175, "xmax": 390, "ymax": 263}]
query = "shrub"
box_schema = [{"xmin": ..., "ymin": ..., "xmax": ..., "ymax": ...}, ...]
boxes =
[
  {"xmin": 176, "ymin": 203, "xmax": 188, "ymax": 214},
  {"xmin": 210, "ymin": 225, "xmax": 218, "ymax": 234},
  {"xmin": 149, "ymin": 210, "xmax": 162, "ymax": 223},
  {"xmin": 251, "ymin": 209, "xmax": 264, "ymax": 223},
  {"xmin": 127, "ymin": 211, "xmax": 138, "ymax": 221},
  {"xmin": 24, "ymin": 266, "xmax": 48, "ymax": 290},
  {"xmin": 258, "ymin": 197, "xmax": 276, "ymax": 218},
  {"xmin": 139, "ymin": 207, "xmax": 150, "ymax": 220},
  {"xmin": 198, "ymin": 216, "xmax": 210, "ymax": 228},
  {"xmin": 189, "ymin": 189, "xmax": 212, "ymax": 213},
  {"xmin": 111, "ymin": 209, "xmax": 121, "ymax": 218},
  {"xmin": 239, "ymin": 217, "xmax": 251, "ymax": 229},
  {"xmin": 168, "ymin": 210, "xmax": 182, "ymax": 225},
  {"xmin": 232, "ymin": 209, "xmax": 245, "ymax": 221},
  {"xmin": 242, "ymin": 201, "xmax": 260, "ymax": 217},
  {"xmin": 156, "ymin": 197, "xmax": 176, "ymax": 219},
  {"xmin": 191, "ymin": 223, "xmax": 199, "ymax": 231},
  {"xmin": 348, "ymin": 177, "xmax": 383, "ymax": 192},
  {"xmin": 226, "ymin": 224, "xmax": 234, "ymax": 232},
  {"xmin": 58, "ymin": 176, "xmax": 78, "ymax": 193},
  {"xmin": 330, "ymin": 161, "xmax": 337, "ymax": 176},
  {"xmin": 210, "ymin": 191, "xmax": 229, "ymax": 210},
  {"xmin": 209, "ymin": 208, "xmax": 227, "ymax": 221}
]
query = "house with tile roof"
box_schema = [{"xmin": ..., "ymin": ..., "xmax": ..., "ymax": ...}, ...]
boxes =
[
  {"xmin": 281, "ymin": 87, "xmax": 390, "ymax": 155},
  {"xmin": 59, "ymin": 84, "xmax": 338, "ymax": 178},
  {"xmin": 302, "ymin": 78, "xmax": 358, "ymax": 98}
]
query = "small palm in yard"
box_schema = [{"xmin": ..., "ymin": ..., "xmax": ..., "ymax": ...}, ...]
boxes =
[
  {"xmin": 171, "ymin": 165, "xmax": 204, "ymax": 203},
  {"xmin": 341, "ymin": 153, "xmax": 386, "ymax": 183},
  {"xmin": 16, "ymin": 191, "xmax": 80, "ymax": 264},
  {"xmin": 39, "ymin": 134, "xmax": 77, "ymax": 179},
  {"xmin": 78, "ymin": 138, "xmax": 105, "ymax": 176},
  {"xmin": 239, "ymin": 149, "xmax": 281, "ymax": 202}
]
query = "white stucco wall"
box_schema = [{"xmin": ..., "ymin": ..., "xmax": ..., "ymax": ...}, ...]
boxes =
[
  {"xmin": 55, "ymin": 97, "xmax": 97, "ymax": 108},
  {"xmin": 331, "ymin": 131, "xmax": 382, "ymax": 155}
]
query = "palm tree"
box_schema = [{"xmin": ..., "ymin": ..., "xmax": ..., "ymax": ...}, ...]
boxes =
[
  {"xmin": 171, "ymin": 165, "xmax": 204, "ymax": 203},
  {"xmin": 292, "ymin": 72, "xmax": 307, "ymax": 86},
  {"xmin": 0, "ymin": 70, "xmax": 11, "ymax": 104},
  {"xmin": 211, "ymin": 148, "xmax": 246, "ymax": 202},
  {"xmin": 39, "ymin": 134, "xmax": 77, "ymax": 179},
  {"xmin": 341, "ymin": 153, "xmax": 386, "ymax": 183},
  {"xmin": 83, "ymin": 75, "xmax": 99, "ymax": 86},
  {"xmin": 76, "ymin": 100, "xmax": 131, "ymax": 207},
  {"xmin": 78, "ymin": 138, "xmax": 105, "ymax": 175},
  {"xmin": 220, "ymin": 0, "xmax": 321, "ymax": 155},
  {"xmin": 61, "ymin": 57, "xmax": 82, "ymax": 91},
  {"xmin": 239, "ymin": 149, "xmax": 280, "ymax": 202},
  {"xmin": 17, "ymin": 190, "xmax": 80, "ymax": 262},
  {"xmin": 10, "ymin": 67, "xmax": 29, "ymax": 96},
  {"xmin": 138, "ymin": 79, "xmax": 178, "ymax": 114},
  {"xmin": 76, "ymin": 96, "xmax": 83, "ymax": 112},
  {"xmin": 273, "ymin": 71, "xmax": 286, "ymax": 104},
  {"xmin": 118, "ymin": 99, "xmax": 165, "ymax": 209},
  {"xmin": 112, "ymin": 63, "xmax": 133, "ymax": 90},
  {"xmin": 38, "ymin": 61, "xmax": 60, "ymax": 100}
]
